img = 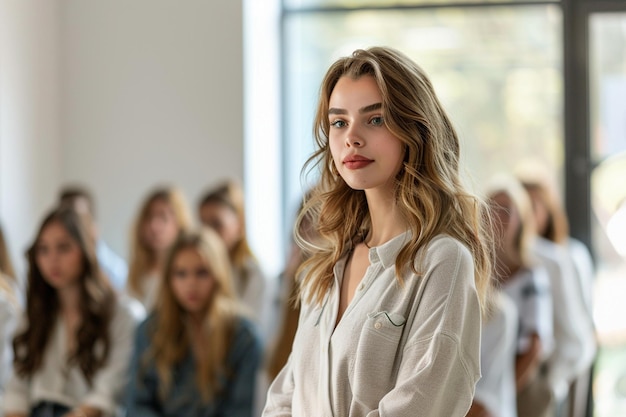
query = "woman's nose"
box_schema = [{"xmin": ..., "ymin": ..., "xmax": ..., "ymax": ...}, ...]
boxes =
[{"xmin": 345, "ymin": 127, "xmax": 363, "ymax": 147}]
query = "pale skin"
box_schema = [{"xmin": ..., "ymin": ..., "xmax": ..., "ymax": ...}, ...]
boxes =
[
  {"xmin": 328, "ymin": 75, "xmax": 409, "ymax": 326},
  {"xmin": 6, "ymin": 221, "xmax": 102, "ymax": 417}
]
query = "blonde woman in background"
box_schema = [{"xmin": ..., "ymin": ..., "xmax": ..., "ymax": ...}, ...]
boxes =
[
  {"xmin": 127, "ymin": 187, "xmax": 193, "ymax": 311},
  {"xmin": 485, "ymin": 176, "xmax": 555, "ymax": 417},
  {"xmin": 198, "ymin": 180, "xmax": 269, "ymax": 337},
  {"xmin": 0, "ymin": 223, "xmax": 20, "ymax": 409},
  {"xmin": 125, "ymin": 229, "xmax": 261, "ymax": 417},
  {"xmin": 519, "ymin": 172, "xmax": 596, "ymax": 417}
]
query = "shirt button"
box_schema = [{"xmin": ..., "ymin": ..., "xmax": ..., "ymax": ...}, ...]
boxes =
[
  {"xmin": 374, "ymin": 322, "xmax": 382, "ymax": 329},
  {"xmin": 359, "ymin": 283, "xmax": 365, "ymax": 291}
]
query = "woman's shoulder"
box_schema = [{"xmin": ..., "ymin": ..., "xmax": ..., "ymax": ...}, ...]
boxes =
[
  {"xmin": 233, "ymin": 315, "xmax": 260, "ymax": 341},
  {"xmin": 419, "ymin": 234, "xmax": 473, "ymax": 268}
]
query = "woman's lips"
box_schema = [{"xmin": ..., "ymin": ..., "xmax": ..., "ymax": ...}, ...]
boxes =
[{"xmin": 343, "ymin": 155, "xmax": 373, "ymax": 170}]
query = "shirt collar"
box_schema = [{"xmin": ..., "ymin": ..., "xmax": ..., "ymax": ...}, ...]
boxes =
[{"xmin": 368, "ymin": 231, "xmax": 411, "ymax": 269}]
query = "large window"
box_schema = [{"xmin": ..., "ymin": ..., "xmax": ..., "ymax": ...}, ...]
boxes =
[{"xmin": 283, "ymin": 4, "xmax": 563, "ymax": 211}]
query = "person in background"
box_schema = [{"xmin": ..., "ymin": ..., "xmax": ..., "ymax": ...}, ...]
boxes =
[
  {"xmin": 197, "ymin": 180, "xmax": 269, "ymax": 338},
  {"xmin": 0, "ymin": 223, "xmax": 20, "ymax": 410},
  {"xmin": 59, "ymin": 186, "xmax": 128, "ymax": 291},
  {"xmin": 467, "ymin": 288, "xmax": 518, "ymax": 417},
  {"xmin": 2, "ymin": 206, "xmax": 140, "ymax": 417},
  {"xmin": 519, "ymin": 172, "xmax": 597, "ymax": 417},
  {"xmin": 263, "ymin": 46, "xmax": 494, "ymax": 416},
  {"xmin": 127, "ymin": 186, "xmax": 192, "ymax": 311},
  {"xmin": 486, "ymin": 176, "xmax": 555, "ymax": 417},
  {"xmin": 265, "ymin": 193, "xmax": 318, "ymax": 382},
  {"xmin": 125, "ymin": 229, "xmax": 262, "ymax": 417}
]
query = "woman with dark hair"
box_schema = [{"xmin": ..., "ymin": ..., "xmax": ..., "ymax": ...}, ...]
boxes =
[{"xmin": 3, "ymin": 207, "xmax": 140, "ymax": 417}]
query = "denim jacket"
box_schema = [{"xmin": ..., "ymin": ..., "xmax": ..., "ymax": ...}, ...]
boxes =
[{"xmin": 125, "ymin": 314, "xmax": 261, "ymax": 417}]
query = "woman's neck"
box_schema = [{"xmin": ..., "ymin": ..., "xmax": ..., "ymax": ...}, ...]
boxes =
[
  {"xmin": 57, "ymin": 281, "xmax": 82, "ymax": 313},
  {"xmin": 364, "ymin": 189, "xmax": 409, "ymax": 247}
]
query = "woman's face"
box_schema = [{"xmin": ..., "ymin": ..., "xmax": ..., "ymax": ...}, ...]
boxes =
[
  {"xmin": 142, "ymin": 199, "xmax": 180, "ymax": 253},
  {"xmin": 491, "ymin": 192, "xmax": 521, "ymax": 253},
  {"xmin": 526, "ymin": 187, "xmax": 549, "ymax": 235},
  {"xmin": 35, "ymin": 221, "xmax": 84, "ymax": 290},
  {"xmin": 170, "ymin": 247, "xmax": 215, "ymax": 316},
  {"xmin": 199, "ymin": 202, "xmax": 241, "ymax": 251},
  {"xmin": 327, "ymin": 75, "xmax": 405, "ymax": 193}
]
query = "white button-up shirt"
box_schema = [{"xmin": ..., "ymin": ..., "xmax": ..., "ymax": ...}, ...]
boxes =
[
  {"xmin": 263, "ymin": 233, "xmax": 482, "ymax": 417},
  {"xmin": 2, "ymin": 297, "xmax": 142, "ymax": 416}
]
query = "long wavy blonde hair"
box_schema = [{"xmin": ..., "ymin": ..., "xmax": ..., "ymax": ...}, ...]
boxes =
[
  {"xmin": 296, "ymin": 46, "xmax": 494, "ymax": 314},
  {"xmin": 145, "ymin": 228, "xmax": 241, "ymax": 402},
  {"xmin": 127, "ymin": 186, "xmax": 193, "ymax": 300}
]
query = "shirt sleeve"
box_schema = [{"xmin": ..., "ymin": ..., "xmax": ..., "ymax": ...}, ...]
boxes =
[
  {"xmin": 82, "ymin": 300, "xmax": 139, "ymax": 415},
  {"xmin": 262, "ymin": 353, "xmax": 295, "ymax": 417},
  {"xmin": 543, "ymin": 246, "xmax": 596, "ymax": 401},
  {"xmin": 217, "ymin": 319, "xmax": 263, "ymax": 417},
  {"xmin": 2, "ymin": 314, "xmax": 30, "ymax": 415},
  {"xmin": 124, "ymin": 317, "xmax": 161, "ymax": 417},
  {"xmin": 366, "ymin": 238, "xmax": 482, "ymax": 417},
  {"xmin": 0, "ymin": 295, "xmax": 18, "ymax": 389}
]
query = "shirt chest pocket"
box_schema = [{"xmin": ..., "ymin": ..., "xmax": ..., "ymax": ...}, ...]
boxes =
[{"xmin": 349, "ymin": 311, "xmax": 406, "ymax": 409}]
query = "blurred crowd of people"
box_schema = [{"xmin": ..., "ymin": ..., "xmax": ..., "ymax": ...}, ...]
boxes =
[{"xmin": 0, "ymin": 168, "xmax": 597, "ymax": 417}]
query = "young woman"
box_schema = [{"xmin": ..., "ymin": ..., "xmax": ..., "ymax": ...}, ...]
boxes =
[
  {"xmin": 127, "ymin": 186, "xmax": 192, "ymax": 311},
  {"xmin": 125, "ymin": 229, "xmax": 262, "ymax": 417},
  {"xmin": 263, "ymin": 46, "xmax": 493, "ymax": 416},
  {"xmin": 197, "ymin": 180, "xmax": 269, "ymax": 334},
  {"xmin": 486, "ymin": 176, "xmax": 555, "ymax": 417},
  {"xmin": 519, "ymin": 173, "xmax": 596, "ymax": 416},
  {"xmin": 2, "ymin": 207, "xmax": 139, "ymax": 417},
  {"xmin": 0, "ymin": 222, "xmax": 19, "ymax": 402}
]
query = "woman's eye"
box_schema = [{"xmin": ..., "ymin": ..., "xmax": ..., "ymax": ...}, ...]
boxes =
[
  {"xmin": 196, "ymin": 268, "xmax": 210, "ymax": 278},
  {"xmin": 370, "ymin": 116, "xmax": 384, "ymax": 126},
  {"xmin": 330, "ymin": 119, "xmax": 346, "ymax": 128}
]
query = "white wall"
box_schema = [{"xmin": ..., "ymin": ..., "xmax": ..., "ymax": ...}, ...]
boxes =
[
  {"xmin": 60, "ymin": 0, "xmax": 244, "ymax": 260},
  {"xmin": 0, "ymin": 0, "xmax": 62, "ymax": 282},
  {"xmin": 0, "ymin": 0, "xmax": 247, "ymax": 278}
]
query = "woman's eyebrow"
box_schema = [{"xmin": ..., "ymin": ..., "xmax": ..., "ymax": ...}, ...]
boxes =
[{"xmin": 328, "ymin": 102, "xmax": 382, "ymax": 115}]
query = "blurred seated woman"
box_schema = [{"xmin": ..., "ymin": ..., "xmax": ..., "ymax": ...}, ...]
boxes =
[
  {"xmin": 3, "ymin": 206, "xmax": 139, "ymax": 417},
  {"xmin": 125, "ymin": 228, "xmax": 262, "ymax": 417},
  {"xmin": 486, "ymin": 176, "xmax": 555, "ymax": 417},
  {"xmin": 127, "ymin": 186, "xmax": 192, "ymax": 311}
]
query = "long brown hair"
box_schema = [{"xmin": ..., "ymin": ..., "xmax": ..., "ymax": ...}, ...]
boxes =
[
  {"xmin": 12, "ymin": 206, "xmax": 115, "ymax": 384},
  {"xmin": 297, "ymin": 47, "xmax": 494, "ymax": 314},
  {"xmin": 146, "ymin": 228, "xmax": 241, "ymax": 402},
  {"xmin": 127, "ymin": 186, "xmax": 192, "ymax": 300}
]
